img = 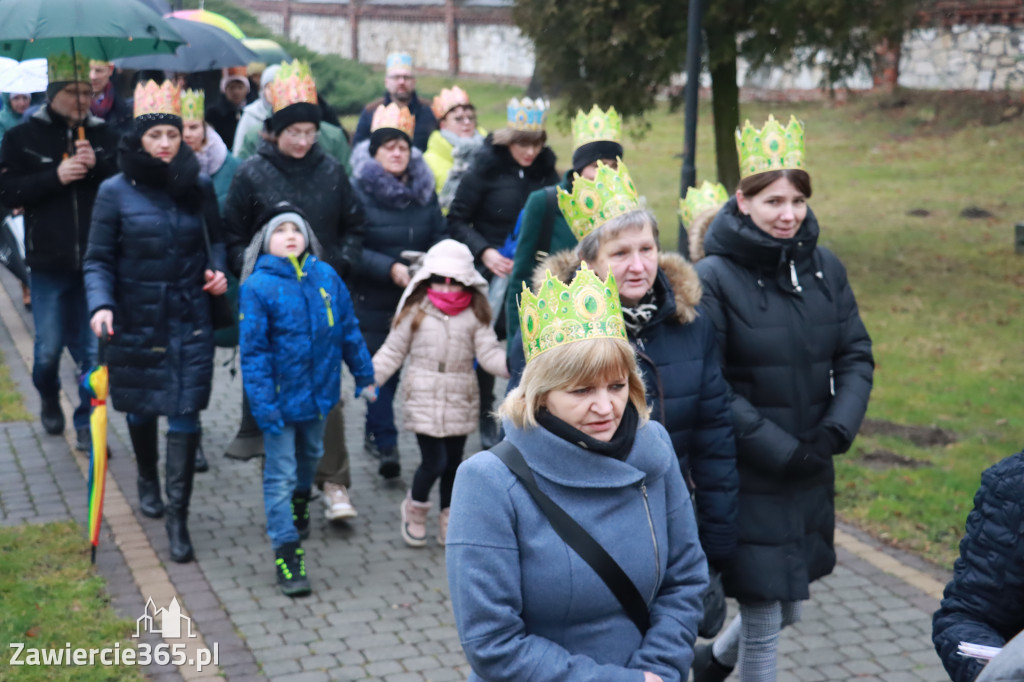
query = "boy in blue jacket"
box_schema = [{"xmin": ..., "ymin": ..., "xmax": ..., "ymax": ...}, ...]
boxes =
[{"xmin": 239, "ymin": 203, "xmax": 376, "ymax": 597}]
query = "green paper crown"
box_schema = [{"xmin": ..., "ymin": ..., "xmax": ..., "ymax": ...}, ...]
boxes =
[
  {"xmin": 557, "ymin": 159, "xmax": 640, "ymax": 242},
  {"xmin": 181, "ymin": 89, "xmax": 205, "ymax": 123},
  {"xmin": 572, "ymin": 105, "xmax": 622, "ymax": 149},
  {"xmin": 518, "ymin": 263, "xmax": 627, "ymax": 363},
  {"xmin": 47, "ymin": 52, "xmax": 90, "ymax": 84},
  {"xmin": 679, "ymin": 181, "xmax": 728, "ymax": 226},
  {"xmin": 735, "ymin": 114, "xmax": 806, "ymax": 179}
]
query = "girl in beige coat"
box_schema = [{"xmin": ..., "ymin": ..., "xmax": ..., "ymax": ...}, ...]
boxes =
[{"xmin": 373, "ymin": 240, "xmax": 509, "ymax": 547}]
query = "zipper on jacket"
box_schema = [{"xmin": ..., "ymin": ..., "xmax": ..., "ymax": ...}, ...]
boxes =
[
  {"xmin": 319, "ymin": 288, "xmax": 334, "ymax": 327},
  {"xmin": 639, "ymin": 481, "xmax": 660, "ymax": 602},
  {"xmin": 789, "ymin": 260, "xmax": 802, "ymax": 293},
  {"xmin": 829, "ymin": 368, "xmax": 835, "ymax": 397}
]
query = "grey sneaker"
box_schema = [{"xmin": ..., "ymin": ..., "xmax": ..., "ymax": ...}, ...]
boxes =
[{"xmin": 322, "ymin": 482, "xmax": 357, "ymax": 521}]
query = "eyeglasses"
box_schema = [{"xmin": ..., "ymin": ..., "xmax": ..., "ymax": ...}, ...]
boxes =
[
  {"xmin": 281, "ymin": 128, "xmax": 318, "ymax": 142},
  {"xmin": 387, "ymin": 74, "xmax": 414, "ymax": 82}
]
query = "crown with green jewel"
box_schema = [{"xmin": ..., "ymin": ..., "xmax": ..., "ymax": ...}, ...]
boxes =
[
  {"xmin": 47, "ymin": 52, "xmax": 90, "ymax": 84},
  {"xmin": 572, "ymin": 105, "xmax": 622, "ymax": 149},
  {"xmin": 557, "ymin": 159, "xmax": 640, "ymax": 242},
  {"xmin": 180, "ymin": 89, "xmax": 204, "ymax": 123},
  {"xmin": 518, "ymin": 263, "xmax": 627, "ymax": 363},
  {"xmin": 735, "ymin": 114, "xmax": 806, "ymax": 179},
  {"xmin": 679, "ymin": 180, "xmax": 728, "ymax": 226}
]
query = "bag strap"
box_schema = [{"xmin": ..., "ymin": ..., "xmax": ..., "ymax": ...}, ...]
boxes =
[
  {"xmin": 534, "ymin": 185, "xmax": 559, "ymax": 262},
  {"xmin": 490, "ymin": 439, "xmax": 651, "ymax": 634}
]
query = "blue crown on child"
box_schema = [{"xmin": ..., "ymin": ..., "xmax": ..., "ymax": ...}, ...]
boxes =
[{"xmin": 507, "ymin": 97, "xmax": 548, "ymax": 131}]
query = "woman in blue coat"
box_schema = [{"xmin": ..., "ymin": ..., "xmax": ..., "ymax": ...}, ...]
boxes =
[
  {"xmin": 84, "ymin": 80, "xmax": 229, "ymax": 565},
  {"xmin": 348, "ymin": 104, "xmax": 447, "ymax": 479},
  {"xmin": 447, "ymin": 265, "xmax": 708, "ymax": 682}
]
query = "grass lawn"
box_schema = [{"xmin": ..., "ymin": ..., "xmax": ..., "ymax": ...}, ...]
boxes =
[
  {"xmin": 1, "ymin": 521, "xmax": 141, "ymax": 681},
  {"xmin": 0, "ymin": 347, "xmax": 30, "ymax": 422},
  {"xmin": 361, "ymin": 79, "xmax": 1023, "ymax": 569}
]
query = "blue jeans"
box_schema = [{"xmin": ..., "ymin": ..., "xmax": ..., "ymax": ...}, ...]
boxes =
[
  {"xmin": 364, "ymin": 372, "xmax": 399, "ymax": 450},
  {"xmin": 126, "ymin": 413, "xmax": 199, "ymax": 434},
  {"xmin": 263, "ymin": 419, "xmax": 325, "ymax": 549},
  {"xmin": 30, "ymin": 270, "xmax": 96, "ymax": 429}
]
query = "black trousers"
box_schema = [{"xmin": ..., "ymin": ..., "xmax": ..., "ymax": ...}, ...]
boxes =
[{"xmin": 411, "ymin": 434, "xmax": 468, "ymax": 509}]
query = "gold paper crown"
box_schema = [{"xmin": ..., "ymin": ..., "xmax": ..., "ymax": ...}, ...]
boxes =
[
  {"xmin": 271, "ymin": 60, "xmax": 317, "ymax": 114},
  {"xmin": 680, "ymin": 181, "xmax": 729, "ymax": 226},
  {"xmin": 518, "ymin": 263, "xmax": 627, "ymax": 363},
  {"xmin": 133, "ymin": 80, "xmax": 181, "ymax": 119},
  {"xmin": 507, "ymin": 97, "xmax": 548, "ymax": 131},
  {"xmin": 572, "ymin": 105, "xmax": 622, "ymax": 149},
  {"xmin": 735, "ymin": 114, "xmax": 806, "ymax": 179},
  {"xmin": 557, "ymin": 160, "xmax": 641, "ymax": 242},
  {"xmin": 47, "ymin": 52, "xmax": 90, "ymax": 83},
  {"xmin": 370, "ymin": 103, "xmax": 415, "ymax": 138},
  {"xmin": 432, "ymin": 86, "xmax": 471, "ymax": 120},
  {"xmin": 180, "ymin": 89, "xmax": 205, "ymax": 123}
]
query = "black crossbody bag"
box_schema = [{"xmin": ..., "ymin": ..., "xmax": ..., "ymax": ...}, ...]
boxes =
[{"xmin": 490, "ymin": 440, "xmax": 651, "ymax": 634}]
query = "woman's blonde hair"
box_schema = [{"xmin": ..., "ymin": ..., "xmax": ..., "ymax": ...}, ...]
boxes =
[{"xmin": 498, "ymin": 337, "xmax": 649, "ymax": 429}]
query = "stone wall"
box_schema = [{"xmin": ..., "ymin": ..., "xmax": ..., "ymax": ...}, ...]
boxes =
[
  {"xmin": 289, "ymin": 14, "xmax": 352, "ymax": 58},
  {"xmin": 456, "ymin": 23, "xmax": 534, "ymax": 79},
  {"xmin": 357, "ymin": 18, "xmax": 450, "ymax": 71},
  {"xmin": 900, "ymin": 25, "xmax": 1024, "ymax": 90}
]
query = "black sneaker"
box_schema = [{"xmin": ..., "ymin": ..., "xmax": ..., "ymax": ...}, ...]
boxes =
[
  {"xmin": 40, "ymin": 395, "xmax": 64, "ymax": 435},
  {"xmin": 274, "ymin": 542, "xmax": 311, "ymax": 597},
  {"xmin": 291, "ymin": 491, "xmax": 311, "ymax": 540},
  {"xmin": 378, "ymin": 446, "xmax": 401, "ymax": 479},
  {"xmin": 75, "ymin": 426, "xmax": 90, "ymax": 452}
]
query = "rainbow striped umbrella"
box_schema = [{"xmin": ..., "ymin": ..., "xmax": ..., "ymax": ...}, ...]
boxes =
[
  {"xmin": 82, "ymin": 332, "xmax": 111, "ymax": 563},
  {"xmin": 167, "ymin": 9, "xmax": 245, "ymax": 40}
]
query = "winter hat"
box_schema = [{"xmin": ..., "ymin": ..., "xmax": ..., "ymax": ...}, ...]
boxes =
[
  {"xmin": 259, "ymin": 64, "xmax": 282, "ymax": 106},
  {"xmin": 269, "ymin": 60, "xmax": 321, "ymax": 135},
  {"xmin": 395, "ymin": 239, "xmax": 487, "ymax": 313},
  {"xmin": 368, "ymin": 103, "xmax": 414, "ymax": 156},
  {"xmin": 571, "ymin": 105, "xmax": 624, "ymax": 173},
  {"xmin": 220, "ymin": 66, "xmax": 250, "ymax": 94},
  {"xmin": 240, "ymin": 202, "xmax": 323, "ymax": 282},
  {"xmin": 133, "ymin": 80, "xmax": 182, "ymax": 134}
]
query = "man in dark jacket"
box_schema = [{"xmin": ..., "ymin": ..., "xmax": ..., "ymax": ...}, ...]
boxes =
[
  {"xmin": 933, "ymin": 449, "xmax": 1024, "ymax": 682},
  {"xmin": 0, "ymin": 53, "xmax": 119, "ymax": 449},
  {"xmin": 353, "ymin": 53, "xmax": 436, "ymax": 152},
  {"xmin": 88, "ymin": 60, "xmax": 132, "ymax": 137},
  {"xmin": 205, "ymin": 66, "xmax": 250, "ymax": 151}
]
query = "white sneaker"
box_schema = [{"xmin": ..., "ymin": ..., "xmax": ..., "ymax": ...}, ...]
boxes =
[{"xmin": 323, "ymin": 482, "xmax": 358, "ymax": 520}]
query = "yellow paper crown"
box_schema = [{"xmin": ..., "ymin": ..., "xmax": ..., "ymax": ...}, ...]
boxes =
[
  {"xmin": 572, "ymin": 105, "xmax": 622, "ymax": 149},
  {"xmin": 518, "ymin": 263, "xmax": 627, "ymax": 363},
  {"xmin": 133, "ymin": 80, "xmax": 181, "ymax": 119},
  {"xmin": 557, "ymin": 160, "xmax": 641, "ymax": 242},
  {"xmin": 271, "ymin": 60, "xmax": 317, "ymax": 114},
  {"xmin": 180, "ymin": 89, "xmax": 205, "ymax": 123},
  {"xmin": 735, "ymin": 114, "xmax": 806, "ymax": 179},
  {"xmin": 370, "ymin": 103, "xmax": 415, "ymax": 138},
  {"xmin": 679, "ymin": 181, "xmax": 729, "ymax": 227},
  {"xmin": 47, "ymin": 52, "xmax": 90, "ymax": 84},
  {"xmin": 432, "ymin": 86, "xmax": 471, "ymax": 120},
  {"xmin": 507, "ymin": 97, "xmax": 548, "ymax": 131}
]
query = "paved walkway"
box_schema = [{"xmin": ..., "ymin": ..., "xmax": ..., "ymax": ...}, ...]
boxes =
[{"xmin": 0, "ymin": 267, "xmax": 955, "ymax": 681}]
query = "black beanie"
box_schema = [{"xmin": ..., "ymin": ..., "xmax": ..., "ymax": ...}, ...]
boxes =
[
  {"xmin": 572, "ymin": 140, "xmax": 624, "ymax": 173},
  {"xmin": 134, "ymin": 113, "xmax": 183, "ymax": 135},
  {"xmin": 270, "ymin": 102, "xmax": 322, "ymax": 135},
  {"xmin": 369, "ymin": 127, "xmax": 412, "ymax": 157}
]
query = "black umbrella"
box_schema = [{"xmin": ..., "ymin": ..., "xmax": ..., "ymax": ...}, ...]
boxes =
[
  {"xmin": 0, "ymin": 215, "xmax": 29, "ymax": 285},
  {"xmin": 114, "ymin": 17, "xmax": 257, "ymax": 72}
]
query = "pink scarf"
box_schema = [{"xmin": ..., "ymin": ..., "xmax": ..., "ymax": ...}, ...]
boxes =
[{"xmin": 427, "ymin": 288, "xmax": 473, "ymax": 316}]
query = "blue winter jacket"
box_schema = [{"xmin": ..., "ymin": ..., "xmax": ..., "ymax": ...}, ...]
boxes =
[
  {"xmin": 239, "ymin": 252, "xmax": 374, "ymax": 432},
  {"xmin": 447, "ymin": 418, "xmax": 708, "ymax": 682},
  {"xmin": 932, "ymin": 451, "xmax": 1024, "ymax": 682}
]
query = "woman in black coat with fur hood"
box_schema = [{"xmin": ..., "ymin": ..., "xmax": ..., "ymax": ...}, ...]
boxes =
[
  {"xmin": 447, "ymin": 99, "xmax": 558, "ymax": 446},
  {"xmin": 690, "ymin": 116, "xmax": 874, "ymax": 681}
]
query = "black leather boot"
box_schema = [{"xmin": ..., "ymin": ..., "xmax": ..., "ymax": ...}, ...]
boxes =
[
  {"xmin": 128, "ymin": 421, "xmax": 163, "ymax": 518},
  {"xmin": 164, "ymin": 431, "xmax": 198, "ymax": 563},
  {"xmin": 224, "ymin": 391, "xmax": 264, "ymax": 461},
  {"xmin": 194, "ymin": 426, "xmax": 209, "ymax": 473}
]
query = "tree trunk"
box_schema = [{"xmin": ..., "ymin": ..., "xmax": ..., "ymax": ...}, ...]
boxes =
[{"xmin": 706, "ymin": 22, "xmax": 740, "ymax": 193}]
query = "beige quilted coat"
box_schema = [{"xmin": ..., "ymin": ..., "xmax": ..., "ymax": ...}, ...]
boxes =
[{"xmin": 373, "ymin": 299, "xmax": 507, "ymax": 437}]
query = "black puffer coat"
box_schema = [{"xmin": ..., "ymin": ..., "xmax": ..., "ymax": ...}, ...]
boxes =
[
  {"xmin": 223, "ymin": 140, "xmax": 365, "ymax": 279},
  {"xmin": 695, "ymin": 197, "xmax": 873, "ymax": 602},
  {"xmin": 348, "ymin": 141, "xmax": 447, "ymax": 352},
  {"xmin": 508, "ymin": 250, "xmax": 739, "ymax": 562},
  {"xmin": 447, "ymin": 136, "xmax": 558, "ymax": 270},
  {"xmin": 83, "ymin": 149, "xmax": 226, "ymax": 417},
  {"xmin": 932, "ymin": 451, "xmax": 1024, "ymax": 682}
]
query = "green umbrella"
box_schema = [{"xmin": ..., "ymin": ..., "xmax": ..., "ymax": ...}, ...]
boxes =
[{"xmin": 0, "ymin": 0, "xmax": 185, "ymax": 62}]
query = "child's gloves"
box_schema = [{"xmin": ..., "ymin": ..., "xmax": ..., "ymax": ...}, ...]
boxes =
[{"xmin": 356, "ymin": 384, "xmax": 378, "ymax": 403}]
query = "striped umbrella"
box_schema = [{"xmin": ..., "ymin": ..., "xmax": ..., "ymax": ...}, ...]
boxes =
[
  {"xmin": 167, "ymin": 9, "xmax": 245, "ymax": 40},
  {"xmin": 82, "ymin": 331, "xmax": 111, "ymax": 563}
]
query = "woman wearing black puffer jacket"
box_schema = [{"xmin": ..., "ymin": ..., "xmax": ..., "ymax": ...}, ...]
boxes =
[
  {"xmin": 691, "ymin": 115, "xmax": 874, "ymax": 682},
  {"xmin": 447, "ymin": 98, "xmax": 558, "ymax": 446}
]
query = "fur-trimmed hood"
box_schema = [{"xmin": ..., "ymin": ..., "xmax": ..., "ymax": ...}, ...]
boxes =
[
  {"xmin": 350, "ymin": 139, "xmax": 436, "ymax": 208},
  {"xmin": 530, "ymin": 248, "xmax": 702, "ymax": 325},
  {"xmin": 687, "ymin": 205, "xmax": 723, "ymax": 263}
]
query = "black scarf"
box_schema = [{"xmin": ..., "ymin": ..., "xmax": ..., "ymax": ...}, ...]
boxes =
[
  {"xmin": 621, "ymin": 289, "xmax": 659, "ymax": 335},
  {"xmin": 118, "ymin": 134, "xmax": 204, "ymax": 212},
  {"xmin": 536, "ymin": 402, "xmax": 639, "ymax": 461}
]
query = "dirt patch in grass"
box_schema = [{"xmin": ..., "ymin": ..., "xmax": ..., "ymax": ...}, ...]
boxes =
[
  {"xmin": 859, "ymin": 418, "xmax": 958, "ymax": 447},
  {"xmin": 855, "ymin": 448, "xmax": 934, "ymax": 471}
]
